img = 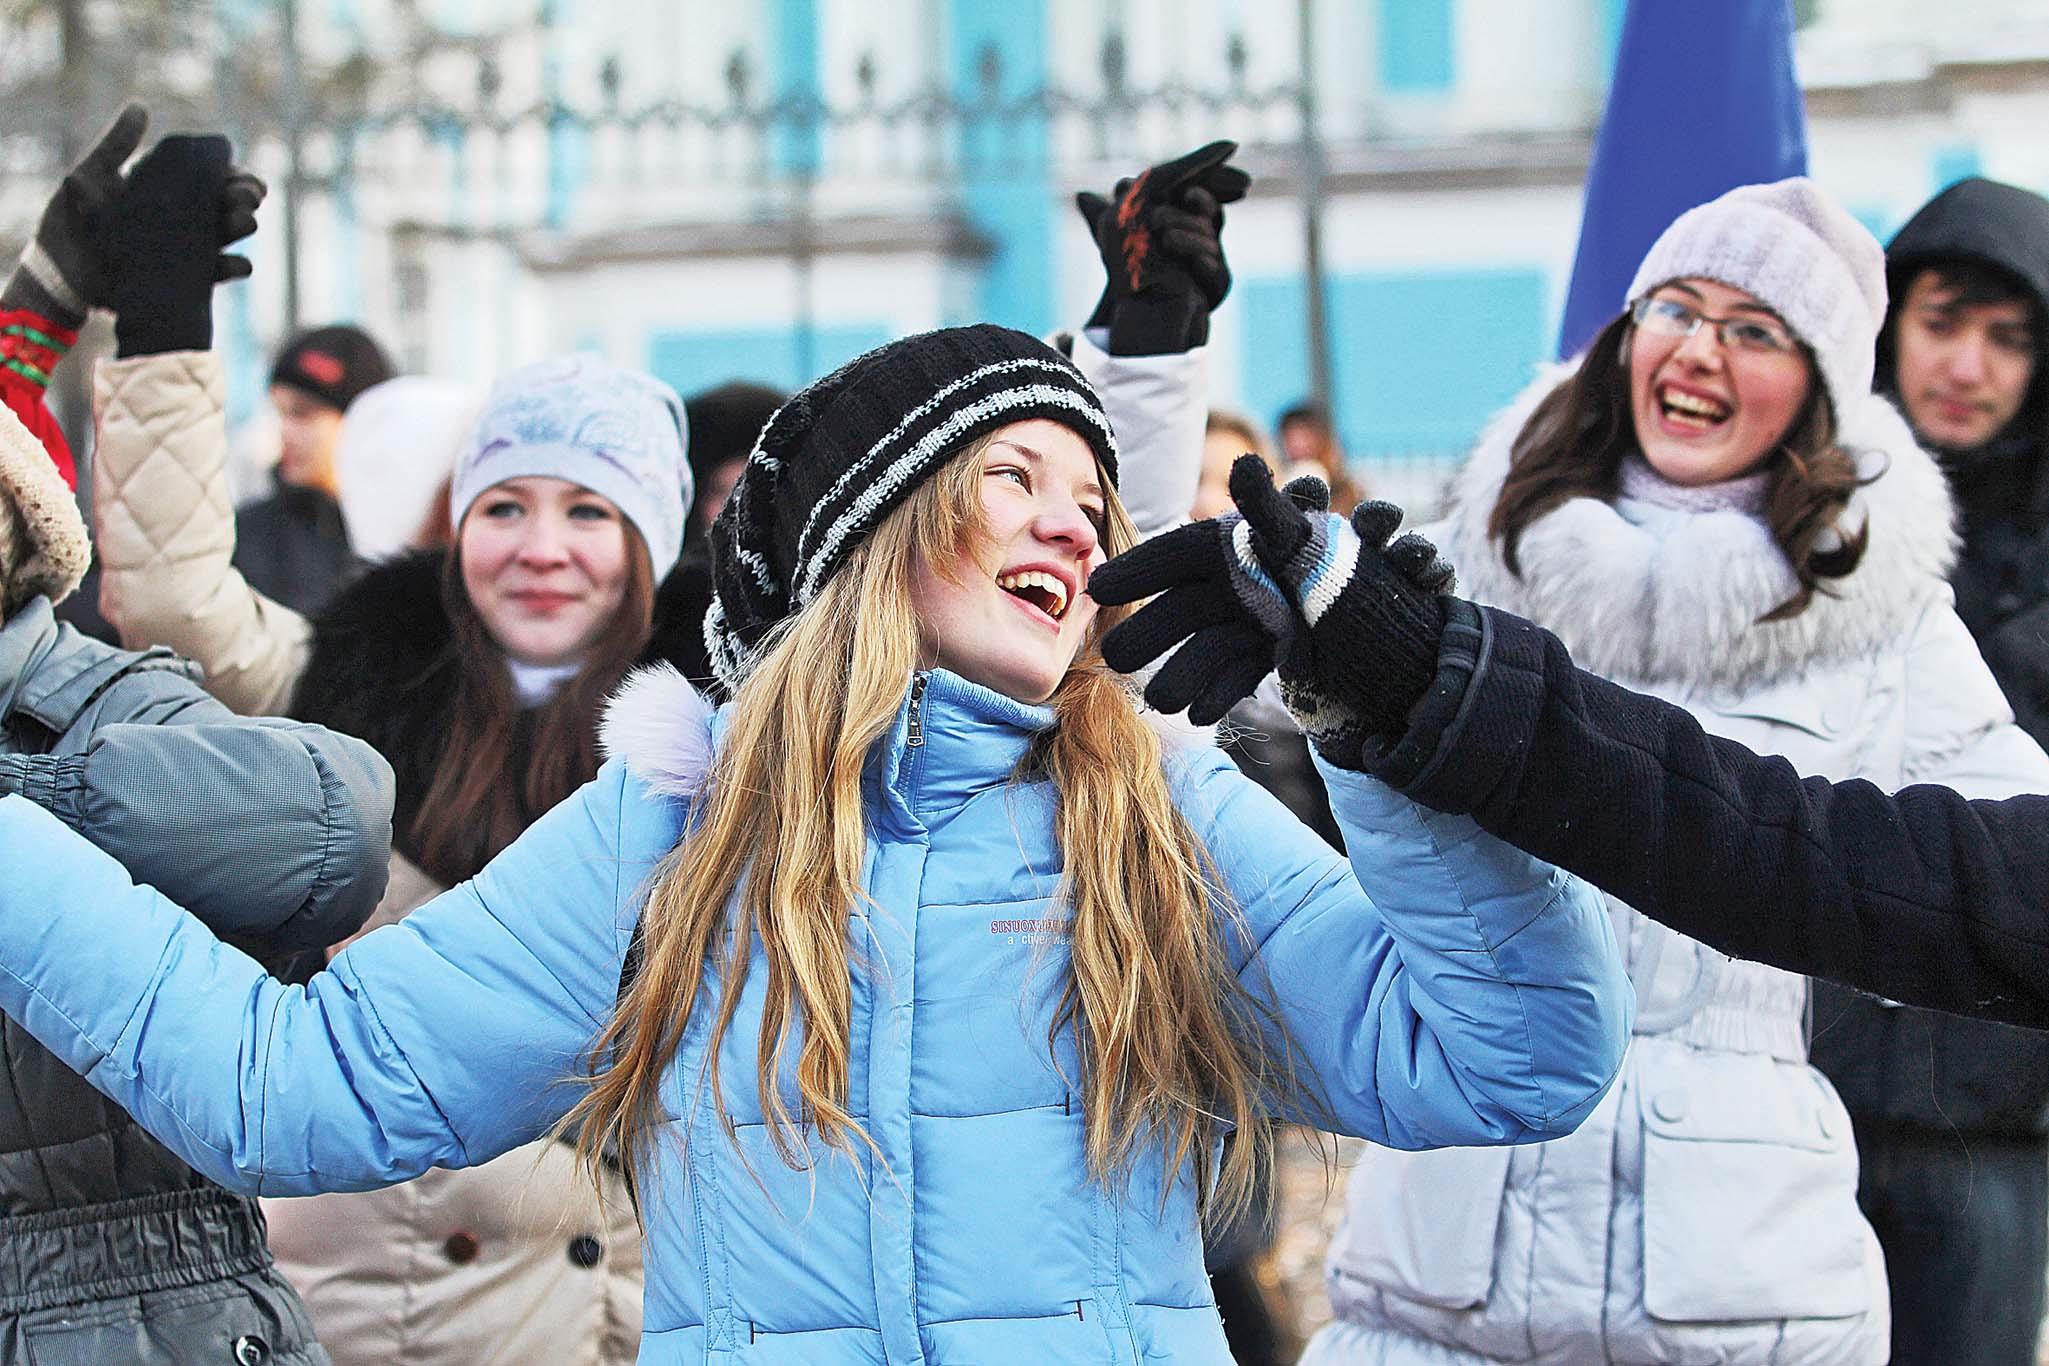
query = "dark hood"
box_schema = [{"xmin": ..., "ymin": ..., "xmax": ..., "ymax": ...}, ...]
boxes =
[{"xmin": 1877, "ymin": 177, "xmax": 2049, "ymax": 501}]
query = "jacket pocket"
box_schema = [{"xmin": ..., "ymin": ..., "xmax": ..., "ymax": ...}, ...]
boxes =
[
  {"xmin": 24, "ymin": 1273, "xmax": 315, "ymax": 1366},
  {"xmin": 1639, "ymin": 1053, "xmax": 1869, "ymax": 1322},
  {"xmin": 1333, "ymin": 1143, "xmax": 1514, "ymax": 1309}
]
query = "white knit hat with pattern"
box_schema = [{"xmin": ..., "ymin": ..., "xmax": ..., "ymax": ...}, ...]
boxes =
[{"xmin": 1627, "ymin": 177, "xmax": 1887, "ymax": 419}]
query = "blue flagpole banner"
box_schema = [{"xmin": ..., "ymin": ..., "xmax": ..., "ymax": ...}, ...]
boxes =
[{"xmin": 1557, "ymin": 0, "xmax": 1810, "ymax": 359}]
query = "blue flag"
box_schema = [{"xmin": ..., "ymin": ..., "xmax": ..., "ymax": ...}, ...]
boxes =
[{"xmin": 1557, "ymin": 0, "xmax": 1809, "ymax": 358}]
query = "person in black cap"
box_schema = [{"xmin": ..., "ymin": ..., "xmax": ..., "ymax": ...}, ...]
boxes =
[{"xmin": 235, "ymin": 323, "xmax": 393, "ymax": 616}]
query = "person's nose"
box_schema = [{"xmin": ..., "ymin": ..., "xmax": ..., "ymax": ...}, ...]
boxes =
[
  {"xmin": 1671, "ymin": 319, "xmax": 1727, "ymax": 369},
  {"xmin": 515, "ymin": 513, "xmax": 570, "ymax": 566},
  {"xmin": 1035, "ymin": 495, "xmax": 1100, "ymax": 563},
  {"xmin": 1946, "ymin": 333, "xmax": 1990, "ymax": 386}
]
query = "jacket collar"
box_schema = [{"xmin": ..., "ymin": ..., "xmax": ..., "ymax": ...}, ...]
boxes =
[
  {"xmin": 1437, "ymin": 363, "xmax": 1957, "ymax": 693},
  {"xmin": 601, "ymin": 663, "xmax": 1054, "ymax": 824},
  {"xmin": 874, "ymin": 669, "xmax": 1054, "ymax": 824}
]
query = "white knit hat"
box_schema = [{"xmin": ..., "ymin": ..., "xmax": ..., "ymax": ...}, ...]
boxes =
[
  {"xmin": 450, "ymin": 355, "xmax": 692, "ymax": 583},
  {"xmin": 0, "ymin": 402, "xmax": 88, "ymax": 617},
  {"xmin": 1627, "ymin": 177, "xmax": 1887, "ymax": 420}
]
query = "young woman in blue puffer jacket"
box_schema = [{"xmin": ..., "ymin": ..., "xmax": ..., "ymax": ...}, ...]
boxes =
[{"xmin": 0, "ymin": 324, "xmax": 1631, "ymax": 1365}]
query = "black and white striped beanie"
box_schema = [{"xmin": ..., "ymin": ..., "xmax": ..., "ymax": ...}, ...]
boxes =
[{"xmin": 705, "ymin": 324, "xmax": 1120, "ymax": 688}]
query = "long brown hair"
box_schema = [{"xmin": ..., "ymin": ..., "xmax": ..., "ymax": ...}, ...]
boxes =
[
  {"xmin": 409, "ymin": 521, "xmax": 656, "ymax": 886},
  {"xmin": 1489, "ymin": 310, "xmax": 1868, "ymax": 620},
  {"xmin": 567, "ymin": 438, "xmax": 1299, "ymax": 1229}
]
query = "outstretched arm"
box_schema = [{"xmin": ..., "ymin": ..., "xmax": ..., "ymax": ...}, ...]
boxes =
[
  {"xmin": 1383, "ymin": 603, "xmax": 2049, "ymax": 1028},
  {"xmin": 1183, "ymin": 751, "xmax": 1629, "ymax": 1150},
  {"xmin": 0, "ymin": 758, "xmax": 659, "ymax": 1195}
]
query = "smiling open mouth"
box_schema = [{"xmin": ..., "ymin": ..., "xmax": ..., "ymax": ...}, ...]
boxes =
[
  {"xmin": 1659, "ymin": 385, "xmax": 1732, "ymax": 431},
  {"xmin": 997, "ymin": 570, "xmax": 1070, "ymax": 620}
]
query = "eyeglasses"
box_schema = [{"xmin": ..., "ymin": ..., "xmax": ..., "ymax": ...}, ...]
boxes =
[{"xmin": 1631, "ymin": 296, "xmax": 1799, "ymax": 357}]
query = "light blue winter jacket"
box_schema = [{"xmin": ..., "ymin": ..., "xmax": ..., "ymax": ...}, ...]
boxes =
[{"xmin": 0, "ymin": 668, "xmax": 1630, "ymax": 1364}]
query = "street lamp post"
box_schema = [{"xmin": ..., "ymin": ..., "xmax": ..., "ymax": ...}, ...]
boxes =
[{"xmin": 1296, "ymin": 0, "xmax": 1335, "ymax": 424}]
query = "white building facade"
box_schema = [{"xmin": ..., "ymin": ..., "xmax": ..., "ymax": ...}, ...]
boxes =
[{"xmin": 177, "ymin": 0, "xmax": 2049, "ymax": 499}]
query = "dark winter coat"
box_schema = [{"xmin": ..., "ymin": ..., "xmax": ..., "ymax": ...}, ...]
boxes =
[
  {"xmin": 233, "ymin": 475, "xmax": 359, "ymax": 621},
  {"xmin": 1812, "ymin": 177, "xmax": 2049, "ymax": 1136},
  {"xmin": 1374, "ymin": 598, "xmax": 2049, "ymax": 1031},
  {"xmin": 287, "ymin": 547, "xmax": 706, "ymax": 884},
  {"xmin": 0, "ymin": 595, "xmax": 393, "ymax": 1365}
]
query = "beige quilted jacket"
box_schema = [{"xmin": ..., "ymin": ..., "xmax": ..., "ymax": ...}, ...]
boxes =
[{"xmin": 92, "ymin": 350, "xmax": 311, "ymax": 716}]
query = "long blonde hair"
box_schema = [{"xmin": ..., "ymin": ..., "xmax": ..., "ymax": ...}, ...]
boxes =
[{"xmin": 568, "ymin": 437, "xmax": 1296, "ymax": 1226}]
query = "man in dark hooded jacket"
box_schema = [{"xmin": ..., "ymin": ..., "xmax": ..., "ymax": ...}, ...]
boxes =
[{"xmin": 1809, "ymin": 175, "xmax": 2049, "ymax": 1366}]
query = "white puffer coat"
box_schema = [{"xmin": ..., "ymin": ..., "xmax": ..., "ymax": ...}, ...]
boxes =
[{"xmin": 1310, "ymin": 371, "xmax": 2049, "ymax": 1365}]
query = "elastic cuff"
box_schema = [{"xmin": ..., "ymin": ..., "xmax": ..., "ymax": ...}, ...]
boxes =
[
  {"xmin": 0, "ymin": 752, "xmax": 87, "ymax": 824},
  {"xmin": 1362, "ymin": 597, "xmax": 1487, "ymax": 791}
]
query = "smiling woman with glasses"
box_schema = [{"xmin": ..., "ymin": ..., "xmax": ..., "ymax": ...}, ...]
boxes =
[{"xmin": 1295, "ymin": 179, "xmax": 2049, "ymax": 1366}]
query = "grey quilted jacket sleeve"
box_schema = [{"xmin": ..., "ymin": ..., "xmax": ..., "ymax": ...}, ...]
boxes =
[{"xmin": 0, "ymin": 674, "xmax": 394, "ymax": 950}]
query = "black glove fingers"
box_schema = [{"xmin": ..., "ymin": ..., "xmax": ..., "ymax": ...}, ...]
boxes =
[
  {"xmin": 1151, "ymin": 139, "xmax": 1238, "ymax": 196},
  {"xmin": 1351, "ymin": 500, "xmax": 1404, "ymax": 548},
  {"xmin": 1231, "ymin": 455, "xmax": 1314, "ymax": 566},
  {"xmin": 1152, "ymin": 209, "xmax": 1220, "ymax": 256},
  {"xmin": 76, "ymin": 103, "xmax": 149, "ymax": 190},
  {"xmin": 1086, "ymin": 521, "xmax": 1225, "ymax": 605},
  {"xmin": 1099, "ymin": 584, "xmax": 1242, "ymax": 675},
  {"xmin": 221, "ymin": 175, "xmax": 263, "ymax": 245},
  {"xmin": 1198, "ymin": 163, "xmax": 1252, "ymax": 205},
  {"xmin": 223, "ymin": 169, "xmax": 266, "ymax": 208},
  {"xmin": 212, "ymin": 255, "xmax": 253, "ymax": 283},
  {"xmin": 1173, "ymin": 185, "xmax": 1221, "ymax": 223},
  {"xmin": 1075, "ymin": 190, "xmax": 1111, "ymax": 236},
  {"xmin": 1281, "ymin": 475, "xmax": 1331, "ymax": 515},
  {"xmin": 1141, "ymin": 620, "xmax": 1260, "ymax": 720},
  {"xmin": 1386, "ymin": 533, "xmax": 1455, "ymax": 593},
  {"xmin": 1185, "ymin": 636, "xmax": 1276, "ymax": 726}
]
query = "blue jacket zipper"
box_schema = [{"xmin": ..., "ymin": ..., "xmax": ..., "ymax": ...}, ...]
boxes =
[{"xmin": 906, "ymin": 673, "xmax": 929, "ymax": 748}]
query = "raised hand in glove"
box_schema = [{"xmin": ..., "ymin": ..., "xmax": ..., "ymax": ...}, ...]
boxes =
[
  {"xmin": 1076, "ymin": 139, "xmax": 1250, "ymax": 355},
  {"xmin": 2, "ymin": 103, "xmax": 151, "ymax": 330},
  {"xmin": 1089, "ymin": 455, "xmax": 1455, "ymax": 766},
  {"xmin": 88, "ymin": 134, "xmax": 266, "ymax": 357}
]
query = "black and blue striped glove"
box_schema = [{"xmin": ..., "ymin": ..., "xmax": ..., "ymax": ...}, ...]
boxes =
[{"xmin": 1090, "ymin": 455, "xmax": 1453, "ymax": 767}]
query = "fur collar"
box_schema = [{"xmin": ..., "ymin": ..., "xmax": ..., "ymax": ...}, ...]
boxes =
[{"xmin": 1434, "ymin": 365, "xmax": 1957, "ymax": 692}]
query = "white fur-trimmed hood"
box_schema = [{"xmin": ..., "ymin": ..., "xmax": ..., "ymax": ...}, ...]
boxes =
[
  {"xmin": 599, "ymin": 664, "xmax": 717, "ymax": 801},
  {"xmin": 1431, "ymin": 364, "xmax": 1957, "ymax": 693}
]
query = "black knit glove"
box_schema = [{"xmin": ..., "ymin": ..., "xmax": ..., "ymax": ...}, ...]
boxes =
[
  {"xmin": 89, "ymin": 134, "xmax": 265, "ymax": 357},
  {"xmin": 1091, "ymin": 456, "xmax": 1454, "ymax": 767},
  {"xmin": 1, "ymin": 103, "xmax": 150, "ymax": 330},
  {"xmin": 1076, "ymin": 140, "xmax": 1249, "ymax": 355}
]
